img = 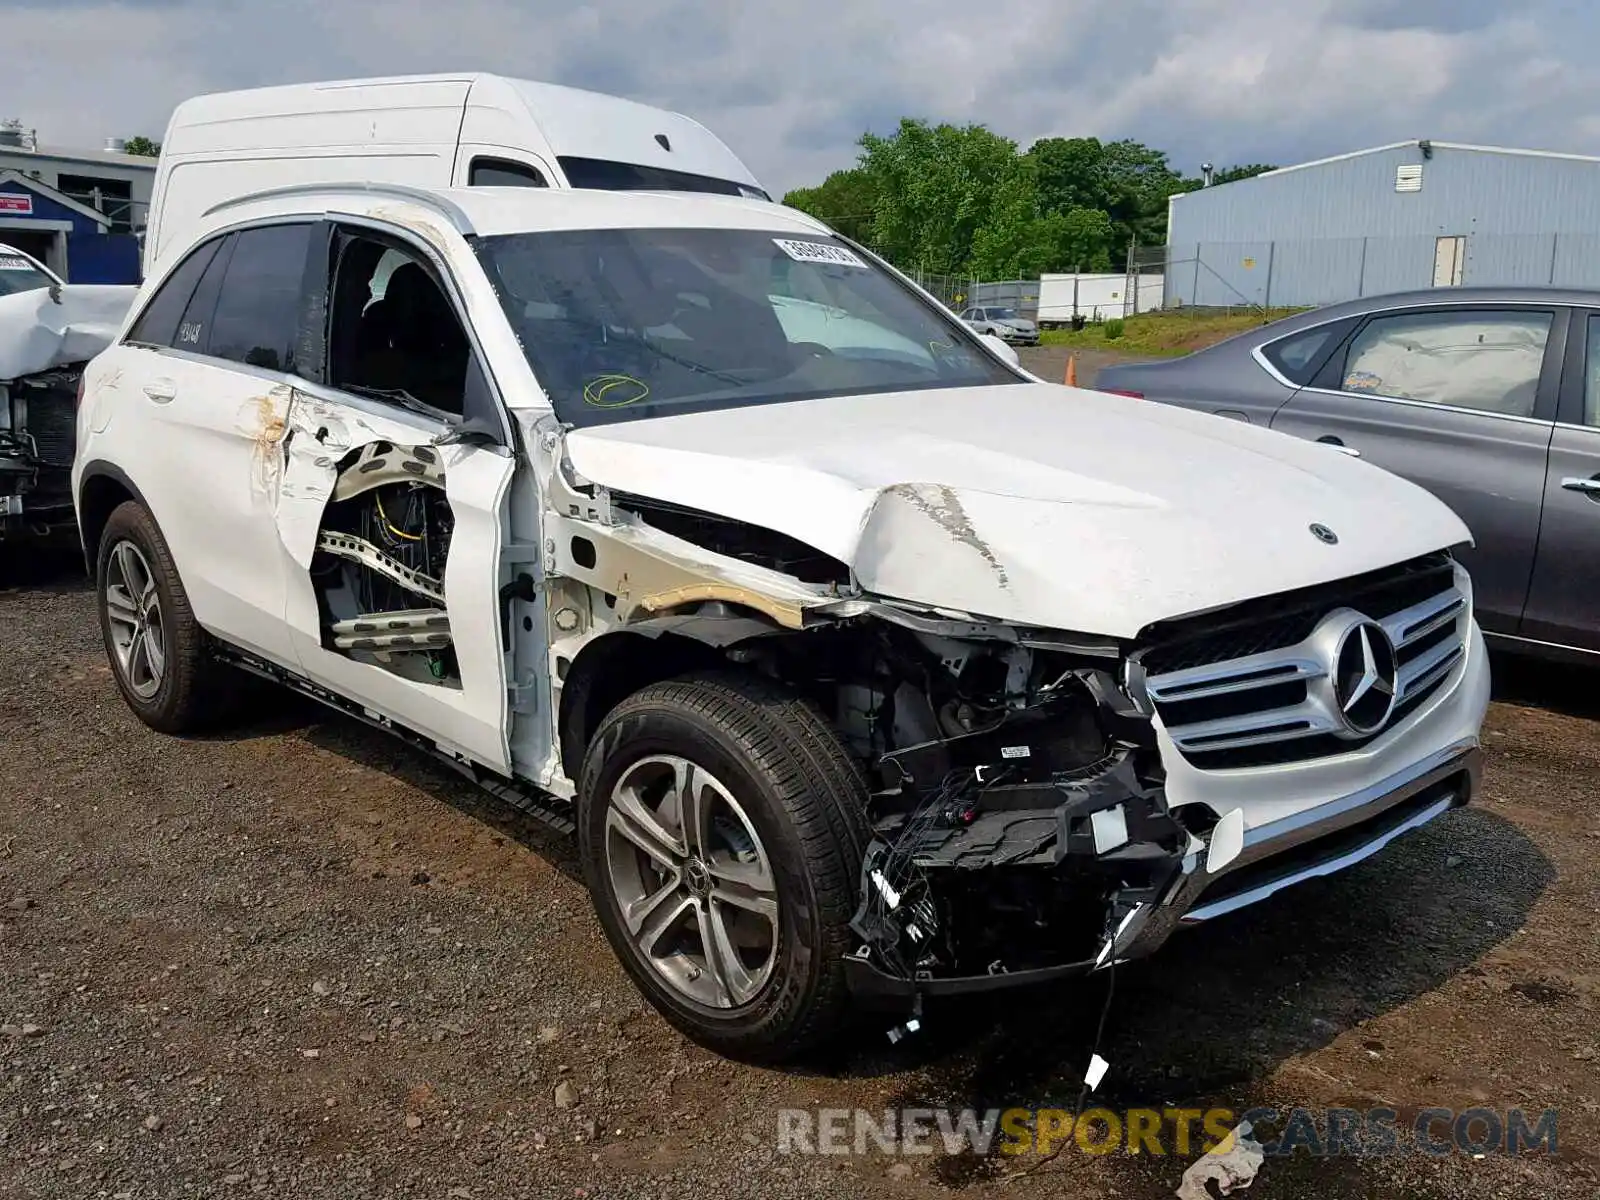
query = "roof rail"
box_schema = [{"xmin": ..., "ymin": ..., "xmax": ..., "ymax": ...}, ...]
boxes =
[{"xmin": 201, "ymin": 181, "xmax": 476, "ymax": 236}]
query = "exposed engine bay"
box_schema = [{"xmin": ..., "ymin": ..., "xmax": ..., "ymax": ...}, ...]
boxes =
[
  {"xmin": 309, "ymin": 441, "xmax": 459, "ymax": 687},
  {"xmin": 1, "ymin": 277, "xmax": 137, "ymax": 539},
  {"xmin": 0, "ymin": 367, "xmax": 80, "ymax": 538},
  {"xmin": 548, "ymin": 484, "xmax": 1200, "ymax": 1002},
  {"xmin": 727, "ymin": 618, "xmax": 1190, "ymax": 1001}
]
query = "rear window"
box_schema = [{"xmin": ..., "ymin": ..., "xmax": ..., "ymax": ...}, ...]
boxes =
[
  {"xmin": 557, "ymin": 156, "xmax": 769, "ymax": 200},
  {"xmin": 1260, "ymin": 322, "xmax": 1347, "ymax": 385}
]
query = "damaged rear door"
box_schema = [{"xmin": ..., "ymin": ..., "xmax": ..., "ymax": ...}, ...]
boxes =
[
  {"xmin": 106, "ymin": 223, "xmax": 315, "ymax": 667},
  {"xmin": 273, "ymin": 221, "xmax": 517, "ymax": 772}
]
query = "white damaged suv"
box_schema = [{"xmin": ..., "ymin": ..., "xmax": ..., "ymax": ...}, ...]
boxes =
[{"xmin": 73, "ymin": 185, "xmax": 1488, "ymax": 1059}]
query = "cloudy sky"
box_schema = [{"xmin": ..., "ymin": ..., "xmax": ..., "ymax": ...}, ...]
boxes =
[{"xmin": 9, "ymin": 0, "xmax": 1599, "ymax": 194}]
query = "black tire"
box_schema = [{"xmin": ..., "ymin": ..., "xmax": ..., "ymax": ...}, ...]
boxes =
[
  {"xmin": 95, "ymin": 500, "xmax": 237, "ymax": 734},
  {"xmin": 578, "ymin": 671, "xmax": 869, "ymax": 1062}
]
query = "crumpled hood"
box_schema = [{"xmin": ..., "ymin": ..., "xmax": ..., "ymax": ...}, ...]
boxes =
[
  {"xmin": 0, "ymin": 284, "xmax": 138, "ymax": 380},
  {"xmin": 562, "ymin": 383, "xmax": 1470, "ymax": 638}
]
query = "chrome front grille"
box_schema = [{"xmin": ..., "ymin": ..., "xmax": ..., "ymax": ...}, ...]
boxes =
[{"xmin": 1138, "ymin": 572, "xmax": 1468, "ymax": 770}]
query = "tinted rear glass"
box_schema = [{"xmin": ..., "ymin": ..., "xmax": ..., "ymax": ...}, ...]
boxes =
[
  {"xmin": 557, "ymin": 156, "xmax": 769, "ymax": 200},
  {"xmin": 1261, "ymin": 322, "xmax": 1346, "ymax": 385},
  {"xmin": 125, "ymin": 238, "xmax": 221, "ymax": 348},
  {"xmin": 206, "ymin": 223, "xmax": 313, "ymax": 372}
]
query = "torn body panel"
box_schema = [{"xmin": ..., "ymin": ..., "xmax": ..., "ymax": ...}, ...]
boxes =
[
  {"xmin": 530, "ymin": 428, "xmax": 1198, "ymax": 993},
  {"xmin": 273, "ymin": 385, "xmax": 515, "ymax": 773},
  {"xmin": 562, "ymin": 384, "xmax": 1474, "ymax": 638},
  {"xmin": 534, "ymin": 418, "xmax": 1484, "ymax": 1007}
]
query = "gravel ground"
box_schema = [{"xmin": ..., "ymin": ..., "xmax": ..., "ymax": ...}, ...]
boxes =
[{"xmin": 2, "ymin": 533, "xmax": 1598, "ymax": 1198}]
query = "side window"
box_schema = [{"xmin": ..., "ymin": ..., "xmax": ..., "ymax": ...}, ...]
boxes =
[
  {"xmin": 469, "ymin": 157, "xmax": 549, "ymax": 188},
  {"xmin": 1260, "ymin": 321, "xmax": 1345, "ymax": 385},
  {"xmin": 326, "ymin": 228, "xmax": 471, "ymax": 417},
  {"xmin": 207, "ymin": 223, "xmax": 314, "ymax": 371},
  {"xmin": 124, "ymin": 238, "xmax": 222, "ymax": 348},
  {"xmin": 1338, "ymin": 309, "xmax": 1552, "ymax": 418},
  {"xmin": 174, "ymin": 234, "xmax": 236, "ymax": 353}
]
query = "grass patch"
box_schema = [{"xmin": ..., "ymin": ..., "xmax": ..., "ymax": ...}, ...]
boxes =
[{"xmin": 1040, "ymin": 307, "xmax": 1308, "ymax": 356}]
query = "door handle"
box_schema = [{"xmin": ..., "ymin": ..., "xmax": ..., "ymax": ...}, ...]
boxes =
[
  {"xmin": 1560, "ymin": 476, "xmax": 1600, "ymax": 497},
  {"xmin": 142, "ymin": 379, "xmax": 176, "ymax": 403},
  {"xmin": 1316, "ymin": 435, "xmax": 1361, "ymax": 457}
]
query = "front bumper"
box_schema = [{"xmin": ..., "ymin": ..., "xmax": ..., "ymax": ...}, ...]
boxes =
[{"xmin": 843, "ymin": 738, "xmax": 1481, "ymax": 1005}]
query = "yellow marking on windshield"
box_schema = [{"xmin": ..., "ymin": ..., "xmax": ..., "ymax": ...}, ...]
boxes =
[{"xmin": 583, "ymin": 374, "xmax": 651, "ymax": 408}]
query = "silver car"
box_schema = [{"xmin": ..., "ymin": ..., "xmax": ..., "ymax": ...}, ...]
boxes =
[
  {"xmin": 960, "ymin": 305, "xmax": 1039, "ymax": 346},
  {"xmin": 1096, "ymin": 287, "xmax": 1600, "ymax": 663}
]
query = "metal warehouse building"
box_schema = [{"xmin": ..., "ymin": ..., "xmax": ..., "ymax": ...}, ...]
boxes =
[{"xmin": 1164, "ymin": 140, "xmax": 1600, "ymax": 308}]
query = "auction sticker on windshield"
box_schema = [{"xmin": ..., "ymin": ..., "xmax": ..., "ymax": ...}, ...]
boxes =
[
  {"xmin": 0, "ymin": 256, "xmax": 35, "ymax": 271},
  {"xmin": 773, "ymin": 239, "xmax": 868, "ymax": 269}
]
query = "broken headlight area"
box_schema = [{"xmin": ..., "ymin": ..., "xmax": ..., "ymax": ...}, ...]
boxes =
[
  {"xmin": 309, "ymin": 441, "xmax": 459, "ymax": 686},
  {"xmin": 816, "ymin": 631, "xmax": 1189, "ymax": 1004},
  {"xmin": 0, "ymin": 367, "xmax": 79, "ymax": 536}
]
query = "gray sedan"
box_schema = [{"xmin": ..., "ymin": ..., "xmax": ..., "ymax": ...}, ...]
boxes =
[{"xmin": 1095, "ymin": 287, "xmax": 1600, "ymax": 662}]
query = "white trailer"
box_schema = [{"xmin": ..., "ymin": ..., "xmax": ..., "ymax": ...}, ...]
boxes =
[{"xmin": 1036, "ymin": 272, "xmax": 1164, "ymax": 327}]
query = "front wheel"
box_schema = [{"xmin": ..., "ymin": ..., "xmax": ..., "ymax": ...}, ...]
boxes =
[{"xmin": 578, "ymin": 672, "xmax": 869, "ymax": 1061}]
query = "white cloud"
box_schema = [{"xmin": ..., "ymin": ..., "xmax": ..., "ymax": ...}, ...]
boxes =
[{"xmin": 4, "ymin": 0, "xmax": 1597, "ymax": 192}]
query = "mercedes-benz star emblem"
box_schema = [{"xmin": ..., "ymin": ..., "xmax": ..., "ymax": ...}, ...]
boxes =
[
  {"xmin": 1310, "ymin": 523, "xmax": 1339, "ymax": 545},
  {"xmin": 1333, "ymin": 621, "xmax": 1398, "ymax": 734}
]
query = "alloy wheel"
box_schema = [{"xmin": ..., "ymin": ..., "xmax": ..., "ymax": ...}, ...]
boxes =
[
  {"xmin": 104, "ymin": 539, "xmax": 166, "ymax": 700},
  {"xmin": 603, "ymin": 755, "xmax": 780, "ymax": 1009}
]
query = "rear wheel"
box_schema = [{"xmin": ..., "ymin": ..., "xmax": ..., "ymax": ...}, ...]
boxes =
[
  {"xmin": 96, "ymin": 500, "xmax": 237, "ymax": 734},
  {"xmin": 578, "ymin": 672, "xmax": 868, "ymax": 1061}
]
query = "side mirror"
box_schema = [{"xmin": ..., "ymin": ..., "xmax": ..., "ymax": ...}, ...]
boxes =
[{"xmin": 979, "ymin": 333, "xmax": 1020, "ymax": 367}]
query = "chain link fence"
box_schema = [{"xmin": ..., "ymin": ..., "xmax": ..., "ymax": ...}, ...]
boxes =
[{"xmin": 1160, "ymin": 233, "xmax": 1600, "ymax": 309}]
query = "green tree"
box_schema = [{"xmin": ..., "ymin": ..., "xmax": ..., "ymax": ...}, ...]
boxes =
[
  {"xmin": 782, "ymin": 167, "xmax": 876, "ymax": 242},
  {"xmin": 122, "ymin": 136, "xmax": 161, "ymax": 157},
  {"xmin": 1212, "ymin": 163, "xmax": 1276, "ymax": 184},
  {"xmin": 1028, "ymin": 136, "xmax": 1112, "ymax": 216},
  {"xmin": 968, "ymin": 157, "xmax": 1116, "ymax": 277},
  {"xmin": 856, "ymin": 118, "xmax": 1020, "ymax": 275},
  {"xmin": 1097, "ymin": 139, "xmax": 1188, "ymax": 247},
  {"xmin": 1026, "ymin": 136, "xmax": 1192, "ymax": 248}
]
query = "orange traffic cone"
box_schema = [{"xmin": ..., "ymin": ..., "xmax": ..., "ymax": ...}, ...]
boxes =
[{"xmin": 1065, "ymin": 354, "xmax": 1078, "ymax": 387}]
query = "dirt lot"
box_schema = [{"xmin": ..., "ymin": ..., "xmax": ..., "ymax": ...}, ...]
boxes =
[{"xmin": 3, "ymin": 526, "xmax": 1599, "ymax": 1197}]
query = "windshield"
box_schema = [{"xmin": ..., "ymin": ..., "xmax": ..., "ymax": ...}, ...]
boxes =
[
  {"xmin": 556, "ymin": 157, "xmax": 770, "ymax": 201},
  {"xmin": 986, "ymin": 308, "xmax": 1019, "ymax": 320},
  {"xmin": 0, "ymin": 251, "xmax": 54, "ymax": 296},
  {"xmin": 475, "ymin": 227, "xmax": 1020, "ymax": 425}
]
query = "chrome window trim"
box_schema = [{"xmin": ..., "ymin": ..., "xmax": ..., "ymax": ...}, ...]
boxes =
[
  {"xmin": 1251, "ymin": 342, "xmax": 1300, "ymax": 390},
  {"xmin": 1257, "ymin": 298, "xmax": 1568, "ymax": 424},
  {"xmin": 1294, "ymin": 386, "xmax": 1554, "ymax": 428}
]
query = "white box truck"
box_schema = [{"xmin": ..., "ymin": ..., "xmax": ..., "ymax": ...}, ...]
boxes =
[{"xmin": 1036, "ymin": 272, "xmax": 1164, "ymax": 327}]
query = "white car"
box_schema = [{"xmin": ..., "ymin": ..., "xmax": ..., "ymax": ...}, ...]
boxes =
[
  {"xmin": 73, "ymin": 185, "xmax": 1488, "ymax": 1060},
  {"xmin": 960, "ymin": 305, "xmax": 1039, "ymax": 345},
  {"xmin": 1, "ymin": 243, "xmax": 135, "ymax": 537}
]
